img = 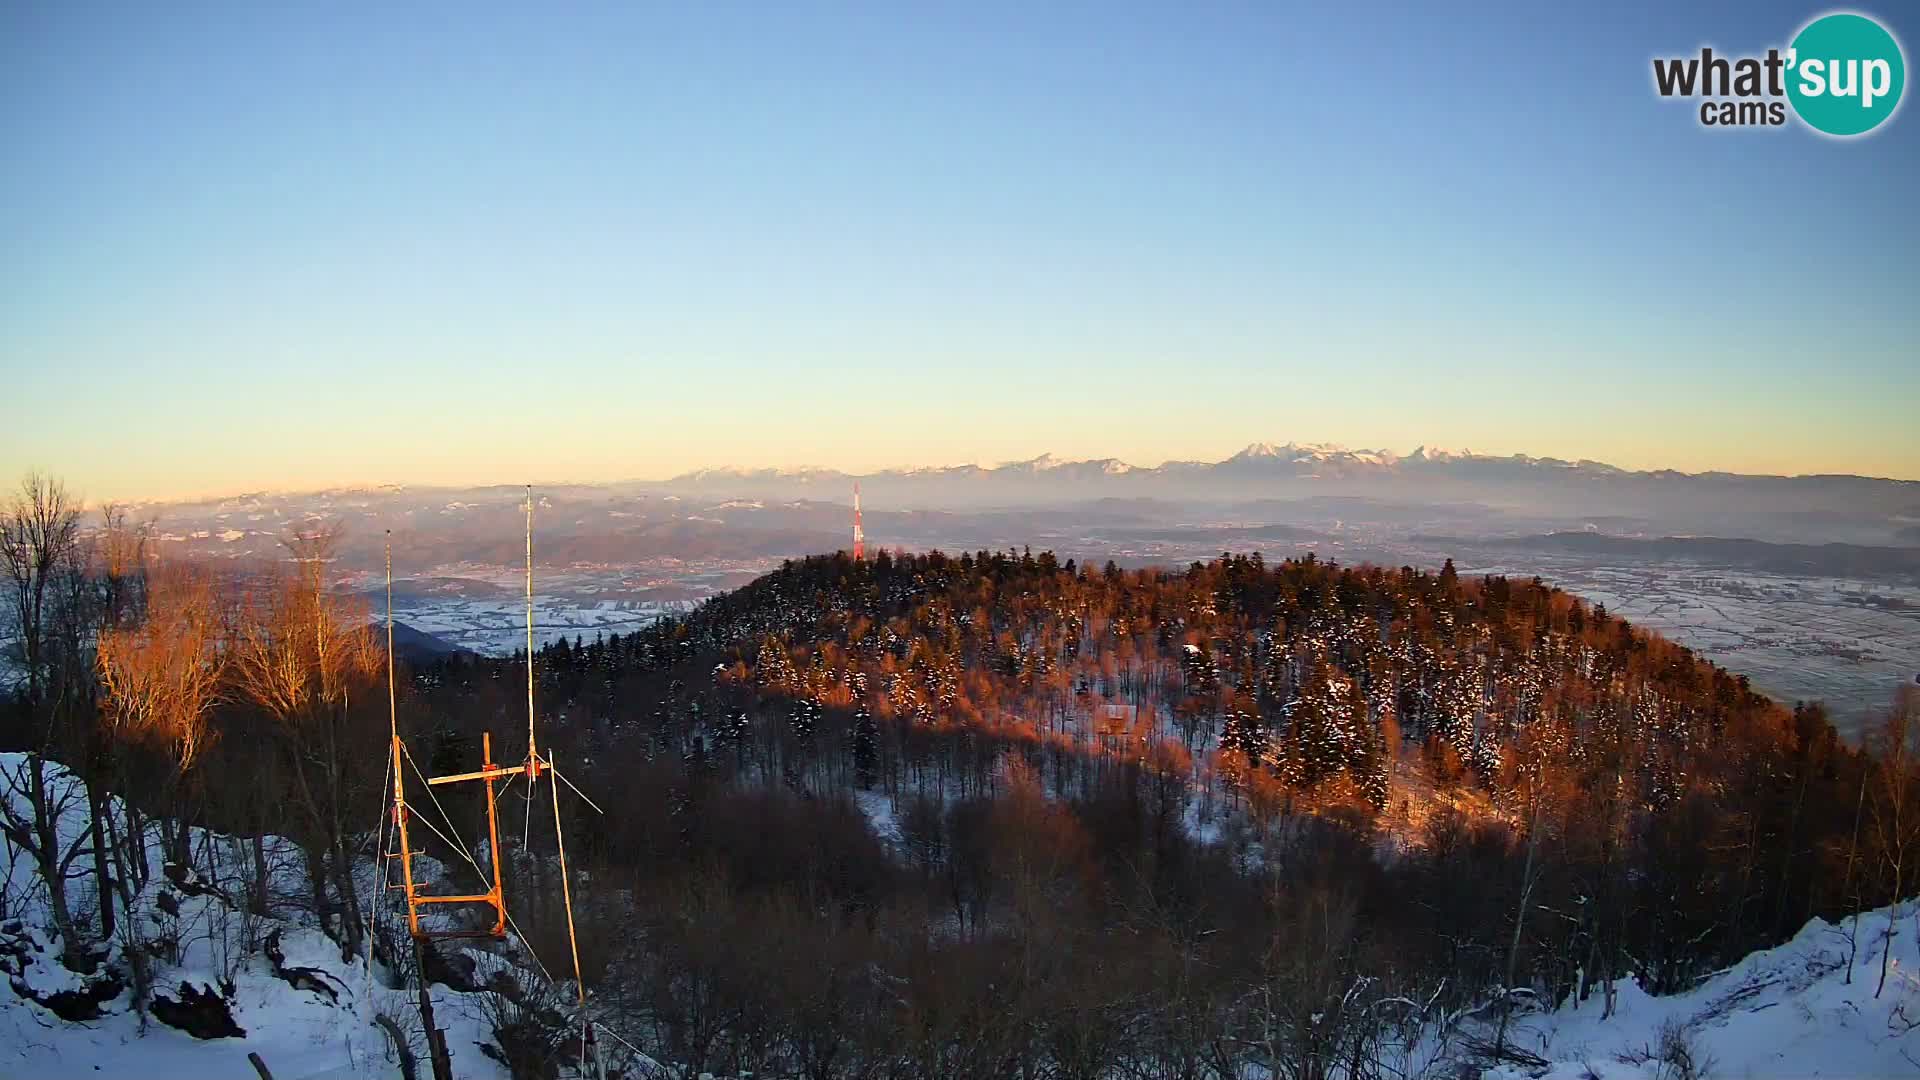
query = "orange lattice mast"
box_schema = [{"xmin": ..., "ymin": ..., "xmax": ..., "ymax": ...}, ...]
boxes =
[
  {"xmin": 385, "ymin": 490, "xmax": 601, "ymax": 1074},
  {"xmin": 852, "ymin": 480, "xmax": 865, "ymax": 560}
]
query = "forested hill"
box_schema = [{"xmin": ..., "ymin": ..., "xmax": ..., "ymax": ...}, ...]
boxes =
[
  {"xmin": 472, "ymin": 547, "xmax": 1833, "ymax": 821},
  {"xmin": 414, "ymin": 549, "xmax": 1890, "ymax": 1012}
]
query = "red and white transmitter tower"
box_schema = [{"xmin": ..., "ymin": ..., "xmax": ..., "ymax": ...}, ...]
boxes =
[{"xmin": 852, "ymin": 480, "xmax": 865, "ymax": 560}]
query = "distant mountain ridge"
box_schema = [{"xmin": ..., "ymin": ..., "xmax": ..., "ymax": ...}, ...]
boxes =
[
  {"xmin": 663, "ymin": 442, "xmax": 1919, "ymax": 516},
  {"xmin": 669, "ymin": 441, "xmax": 1912, "ymax": 487},
  {"xmin": 119, "ymin": 443, "xmax": 1915, "ymax": 513},
  {"xmin": 111, "ymin": 443, "xmax": 1917, "ymax": 566}
]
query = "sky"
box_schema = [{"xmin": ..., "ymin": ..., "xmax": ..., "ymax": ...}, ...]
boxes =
[{"xmin": 2, "ymin": 1, "xmax": 1916, "ymax": 500}]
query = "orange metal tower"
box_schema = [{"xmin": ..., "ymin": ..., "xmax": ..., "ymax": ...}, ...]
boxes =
[
  {"xmin": 380, "ymin": 490, "xmax": 600, "ymax": 1079},
  {"xmin": 852, "ymin": 480, "xmax": 865, "ymax": 560}
]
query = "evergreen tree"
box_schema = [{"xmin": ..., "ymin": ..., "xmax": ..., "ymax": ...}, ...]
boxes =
[
  {"xmin": 1219, "ymin": 692, "xmax": 1267, "ymax": 765},
  {"xmin": 852, "ymin": 702, "xmax": 877, "ymax": 789}
]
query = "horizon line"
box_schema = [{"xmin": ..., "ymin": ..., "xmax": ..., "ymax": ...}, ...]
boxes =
[{"xmin": 71, "ymin": 442, "xmax": 1919, "ymax": 508}]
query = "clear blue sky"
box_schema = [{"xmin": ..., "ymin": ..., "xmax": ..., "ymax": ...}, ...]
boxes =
[{"xmin": 2, "ymin": 1, "xmax": 1915, "ymax": 499}]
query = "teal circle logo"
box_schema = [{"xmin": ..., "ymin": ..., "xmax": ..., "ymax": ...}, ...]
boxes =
[{"xmin": 1786, "ymin": 12, "xmax": 1906, "ymax": 136}]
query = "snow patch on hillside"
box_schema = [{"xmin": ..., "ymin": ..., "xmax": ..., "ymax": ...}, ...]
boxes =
[
  {"xmin": 0, "ymin": 752, "xmax": 648, "ymax": 1080},
  {"xmin": 1485, "ymin": 904, "xmax": 1920, "ymax": 1079}
]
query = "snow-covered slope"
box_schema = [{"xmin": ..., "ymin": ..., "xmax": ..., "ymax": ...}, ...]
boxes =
[
  {"xmin": 7, "ymin": 745, "xmax": 1918, "ymax": 1079},
  {"xmin": 1485, "ymin": 904, "xmax": 1920, "ymax": 1079},
  {"xmin": 0, "ymin": 752, "xmax": 640, "ymax": 1080},
  {"xmin": 1, "ymin": 914, "xmax": 500, "ymax": 1080}
]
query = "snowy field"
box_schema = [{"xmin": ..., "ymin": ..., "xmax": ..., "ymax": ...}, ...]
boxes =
[
  {"xmin": 381, "ymin": 591, "xmax": 695, "ymax": 655},
  {"xmin": 1458, "ymin": 561, "xmax": 1920, "ymax": 739},
  {"xmin": 337, "ymin": 564, "xmax": 752, "ymax": 655}
]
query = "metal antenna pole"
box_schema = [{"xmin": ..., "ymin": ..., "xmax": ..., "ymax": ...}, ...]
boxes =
[
  {"xmin": 386, "ymin": 533, "xmax": 419, "ymax": 934},
  {"xmin": 387, "ymin": 494, "xmax": 606, "ymax": 1080},
  {"xmin": 525, "ymin": 486, "xmax": 538, "ymax": 771},
  {"xmin": 387, "ymin": 532, "xmax": 398, "ymax": 751},
  {"xmin": 549, "ymin": 753, "xmax": 589, "ymax": 1071}
]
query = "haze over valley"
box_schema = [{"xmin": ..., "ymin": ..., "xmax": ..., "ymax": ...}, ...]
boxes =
[{"xmin": 127, "ymin": 441, "xmax": 1920, "ymax": 738}]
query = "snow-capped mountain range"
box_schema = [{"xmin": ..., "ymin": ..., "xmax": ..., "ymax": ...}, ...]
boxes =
[
  {"xmin": 117, "ymin": 443, "xmax": 1912, "ymax": 520},
  {"xmin": 666, "ymin": 441, "xmax": 1888, "ymax": 487},
  {"xmin": 663, "ymin": 442, "xmax": 1915, "ymax": 514},
  {"xmin": 668, "ymin": 441, "xmax": 1625, "ymax": 485}
]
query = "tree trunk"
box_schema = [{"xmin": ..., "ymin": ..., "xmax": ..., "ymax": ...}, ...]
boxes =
[
  {"xmin": 1843, "ymin": 769, "xmax": 1867, "ymax": 984},
  {"xmin": 1877, "ymin": 859, "xmax": 1902, "ymax": 998},
  {"xmin": 251, "ymin": 833, "xmax": 271, "ymax": 915},
  {"xmin": 85, "ymin": 773, "xmax": 116, "ymax": 940},
  {"xmin": 1495, "ymin": 794, "xmax": 1542, "ymax": 1059},
  {"xmin": 124, "ymin": 799, "xmax": 149, "ymax": 890},
  {"xmin": 173, "ymin": 808, "xmax": 193, "ymax": 873},
  {"xmin": 1774, "ymin": 768, "xmax": 1807, "ymax": 940},
  {"xmin": 332, "ymin": 828, "xmax": 363, "ymax": 962},
  {"xmin": 307, "ymin": 843, "xmax": 332, "ymax": 940},
  {"xmin": 413, "ymin": 939, "xmax": 455, "ymax": 1080},
  {"xmin": 25, "ymin": 754, "xmax": 89, "ymax": 970}
]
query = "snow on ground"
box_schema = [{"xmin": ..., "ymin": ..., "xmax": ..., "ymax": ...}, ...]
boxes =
[
  {"xmin": 1485, "ymin": 904, "xmax": 1920, "ymax": 1080},
  {"xmin": 853, "ymin": 788, "xmax": 902, "ymax": 847},
  {"xmin": 0, "ymin": 752, "xmax": 651, "ymax": 1080},
  {"xmin": 1, "ymin": 921, "xmax": 492, "ymax": 1080},
  {"xmin": 9, "ymin": 745, "xmax": 1920, "ymax": 1079}
]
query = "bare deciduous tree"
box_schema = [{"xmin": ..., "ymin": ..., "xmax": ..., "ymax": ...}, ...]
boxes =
[
  {"xmin": 0, "ymin": 473, "xmax": 92, "ymax": 966},
  {"xmin": 1870, "ymin": 686, "xmax": 1920, "ymax": 998},
  {"xmin": 2, "ymin": 472, "xmax": 82, "ymax": 726},
  {"xmin": 229, "ymin": 524, "xmax": 379, "ymax": 958},
  {"xmin": 98, "ymin": 559, "xmax": 227, "ymax": 773}
]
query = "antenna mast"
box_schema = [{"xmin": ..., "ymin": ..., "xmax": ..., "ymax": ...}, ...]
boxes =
[
  {"xmin": 852, "ymin": 480, "xmax": 865, "ymax": 560},
  {"xmin": 526, "ymin": 484, "xmax": 538, "ymax": 770},
  {"xmin": 385, "ymin": 533, "xmax": 417, "ymax": 933},
  {"xmin": 380, "ymin": 491, "xmax": 603, "ymax": 1078}
]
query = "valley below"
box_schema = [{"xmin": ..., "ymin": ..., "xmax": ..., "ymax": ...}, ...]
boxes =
[
  {"xmin": 129, "ymin": 455, "xmax": 1920, "ymax": 740},
  {"xmin": 367, "ymin": 550, "xmax": 1916, "ymax": 739}
]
